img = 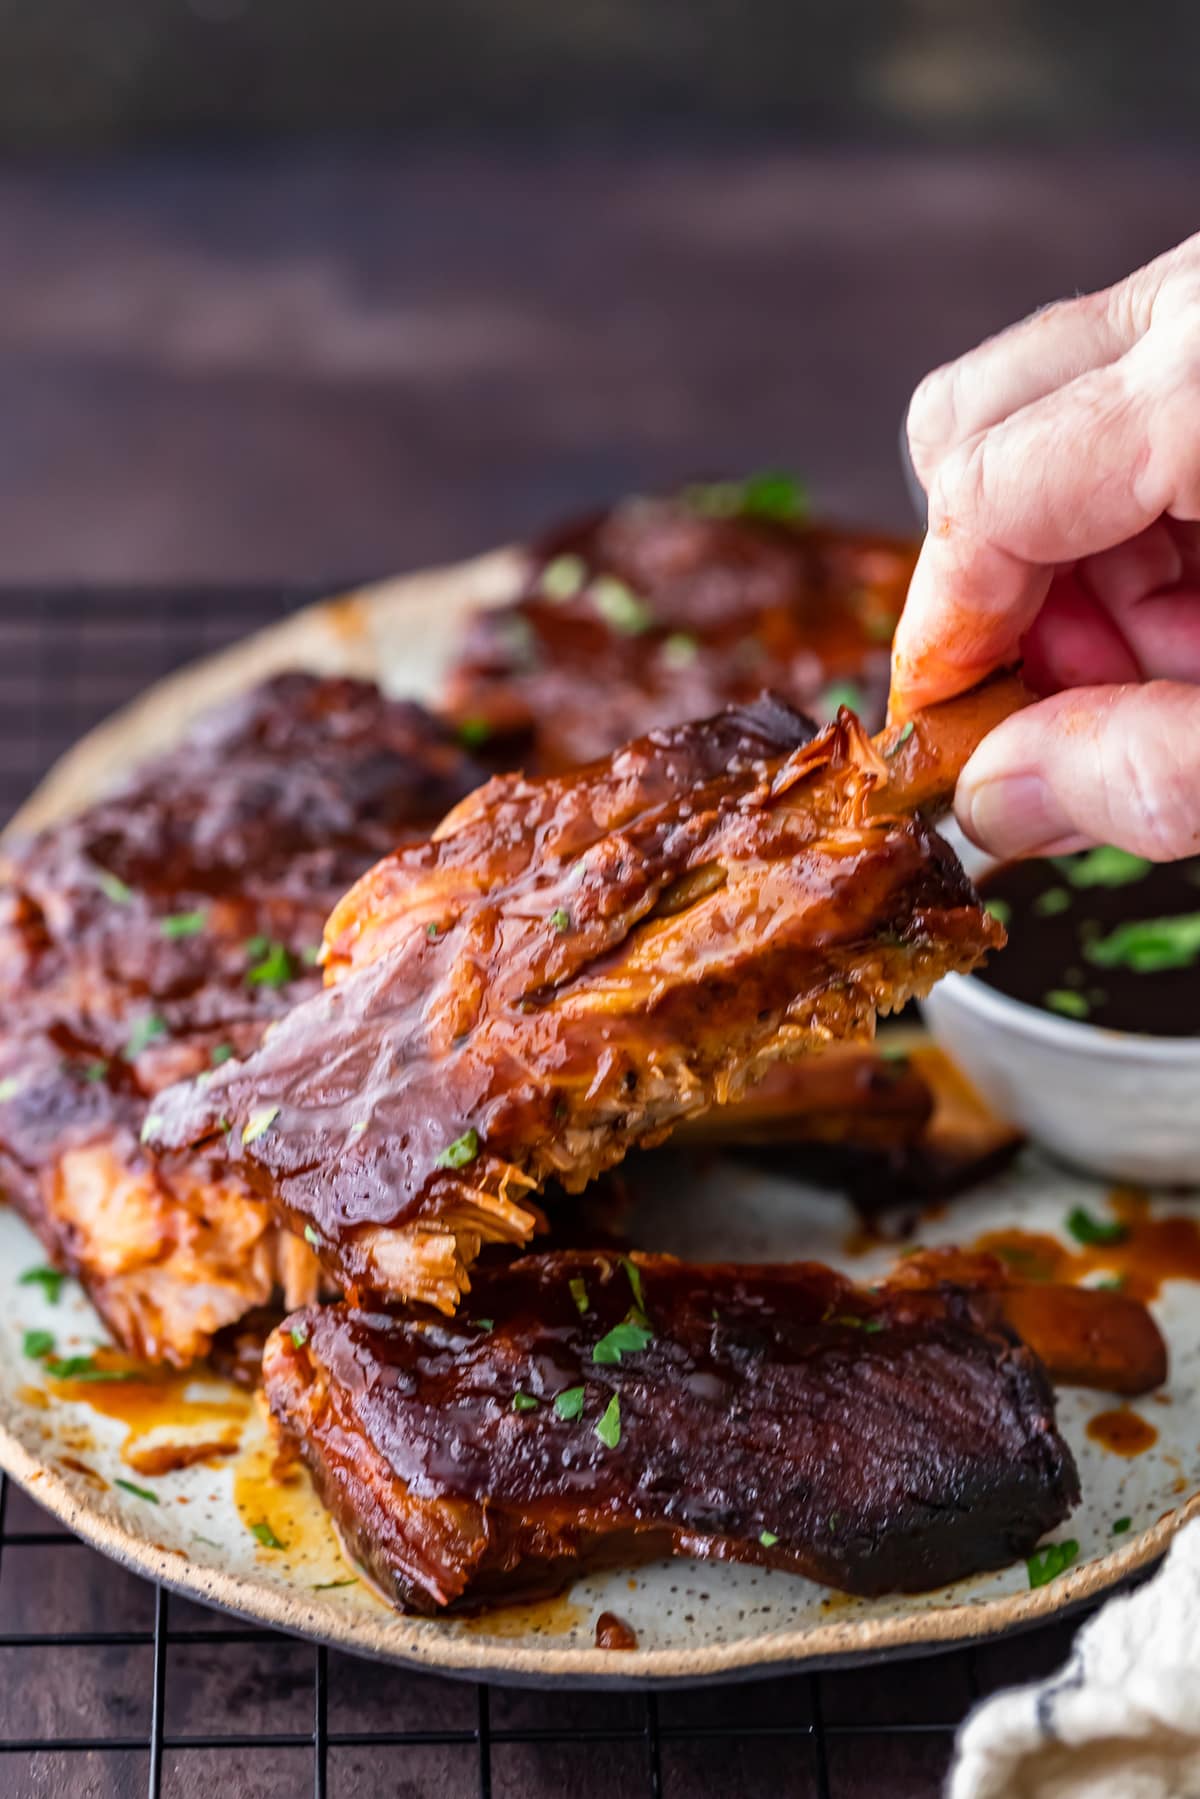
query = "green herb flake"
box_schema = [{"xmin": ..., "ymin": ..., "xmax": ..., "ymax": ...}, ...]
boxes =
[
  {"xmin": 426, "ymin": 922, "xmax": 440, "ymax": 940},
  {"xmin": 759, "ymin": 1530, "xmax": 779, "ymax": 1548},
  {"xmin": 114, "ymin": 1478, "xmax": 159, "ymax": 1504},
  {"xmin": 512, "ymin": 1391, "xmax": 539, "ymax": 1413},
  {"xmin": 1045, "ymin": 989, "xmax": 1090, "ymax": 1019},
  {"xmin": 81, "ymin": 1059, "xmax": 109, "ymax": 1083},
  {"xmin": 1112, "ymin": 1516, "xmax": 1132, "ymax": 1535},
  {"xmin": 540, "ymin": 554, "xmax": 587, "ymax": 601},
  {"xmin": 822, "ymin": 680, "xmax": 864, "ymax": 716},
  {"xmin": 1061, "ymin": 846, "xmax": 1152, "ymax": 889},
  {"xmin": 44, "ymin": 1355, "xmax": 137, "ymax": 1382},
  {"xmin": 160, "ymin": 910, "xmax": 206, "ymax": 939},
  {"xmin": 243, "ymin": 934, "xmax": 269, "ymax": 961},
  {"xmin": 591, "ymin": 576, "xmax": 654, "ymax": 635},
  {"xmin": 1095, "ymin": 1274, "xmax": 1126, "ymax": 1292},
  {"xmin": 19, "ymin": 1266, "xmax": 64, "ymax": 1304},
  {"xmin": 1066, "ymin": 1206, "xmax": 1127, "ymax": 1248},
  {"xmin": 621, "ymin": 1257, "xmax": 647, "ymax": 1315},
  {"xmin": 245, "ymin": 942, "xmax": 295, "ymax": 990},
  {"xmin": 592, "ymin": 1314, "xmax": 653, "ymax": 1365},
  {"xmin": 595, "ymin": 1392, "xmax": 621, "ymax": 1449},
  {"xmin": 95, "ymin": 867, "xmax": 133, "ymax": 905},
  {"xmin": 829, "ymin": 1313, "xmax": 884, "ymax": 1334},
  {"xmin": 122, "ymin": 1013, "xmax": 167, "ymax": 1062},
  {"xmin": 250, "ymin": 1521, "xmax": 286, "ymax": 1550},
  {"xmin": 210, "ymin": 1043, "xmax": 235, "ymax": 1067},
  {"xmin": 740, "ymin": 470, "xmax": 807, "ymax": 520},
  {"xmin": 290, "ymin": 1322, "xmax": 309, "ymax": 1349},
  {"xmin": 139, "ymin": 1113, "xmax": 163, "ymax": 1145},
  {"xmin": 1026, "ymin": 1538, "xmax": 1080, "ymax": 1588},
  {"xmin": 457, "ymin": 716, "xmax": 493, "ymax": 749},
  {"xmin": 885, "ymin": 720, "xmax": 916, "ymax": 757},
  {"xmin": 550, "ymin": 907, "xmax": 571, "ymax": 932},
  {"xmin": 984, "ymin": 897, "xmax": 1012, "ymax": 927},
  {"xmin": 22, "ymin": 1329, "xmax": 55, "ymax": 1360},
  {"xmin": 303, "ymin": 1225, "xmax": 321, "ymax": 1248},
  {"xmin": 313, "ymin": 1577, "xmax": 357, "ymax": 1590},
  {"xmin": 554, "ymin": 1385, "xmax": 586, "ymax": 1421},
  {"xmin": 1033, "ymin": 886, "xmax": 1072, "ymax": 918},
  {"xmin": 474, "ymin": 1318, "xmax": 494, "ymax": 1332},
  {"xmin": 0, "ymin": 1076, "xmax": 22, "ymax": 1102},
  {"xmin": 242, "ymin": 1105, "xmax": 280, "ymax": 1147},
  {"xmin": 435, "ymin": 1128, "xmax": 480, "ymax": 1170},
  {"xmin": 569, "ymin": 1276, "xmax": 590, "ymax": 1316},
  {"xmin": 1084, "ymin": 912, "xmax": 1200, "ymax": 975},
  {"xmin": 661, "ymin": 632, "xmax": 700, "ymax": 668}
]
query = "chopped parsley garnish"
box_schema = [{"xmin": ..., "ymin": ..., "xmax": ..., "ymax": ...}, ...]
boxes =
[
  {"xmin": 759, "ymin": 1530, "xmax": 779, "ymax": 1548},
  {"xmin": 1084, "ymin": 912, "xmax": 1200, "ymax": 975},
  {"xmin": 19, "ymin": 1266, "xmax": 64, "ymax": 1304},
  {"xmin": 1112, "ymin": 1516, "xmax": 1132, "ymax": 1534},
  {"xmin": 554, "ymin": 1386, "xmax": 586, "ymax": 1421},
  {"xmin": 829, "ymin": 1313, "xmax": 884, "ymax": 1334},
  {"xmin": 886, "ymin": 721, "xmax": 915, "ymax": 756},
  {"xmin": 22, "ymin": 1329, "xmax": 54, "ymax": 1360},
  {"xmin": 683, "ymin": 471, "xmax": 807, "ymax": 522},
  {"xmin": 1045, "ymin": 989, "xmax": 1090, "ymax": 1019},
  {"xmin": 139, "ymin": 1113, "xmax": 162, "ymax": 1145},
  {"xmin": 435, "ymin": 1128, "xmax": 479, "ymax": 1170},
  {"xmin": 550, "ymin": 907, "xmax": 571, "ymax": 932},
  {"xmin": 0, "ymin": 1076, "xmax": 21, "ymax": 1102},
  {"xmin": 822, "ymin": 680, "xmax": 864, "ymax": 715},
  {"xmin": 512, "ymin": 1391, "xmax": 538, "ymax": 1412},
  {"xmin": 242, "ymin": 1105, "xmax": 280, "ymax": 1146},
  {"xmin": 250, "ymin": 1521, "xmax": 286, "ymax": 1550},
  {"xmin": 1066, "ymin": 1206, "xmax": 1127, "ymax": 1248},
  {"xmin": 984, "ymin": 897, "xmax": 1011, "ymax": 926},
  {"xmin": 1059, "ymin": 846, "xmax": 1151, "ymax": 889},
  {"xmin": 594, "ymin": 1393, "xmax": 621, "ymax": 1449},
  {"xmin": 457, "ymin": 716, "xmax": 493, "ymax": 749},
  {"xmin": 160, "ymin": 910, "xmax": 206, "ymax": 939},
  {"xmin": 290, "ymin": 1322, "xmax": 308, "ymax": 1349},
  {"xmin": 592, "ymin": 1314, "xmax": 653, "ymax": 1365},
  {"xmin": 95, "ymin": 867, "xmax": 133, "ymax": 905},
  {"xmin": 540, "ymin": 554, "xmax": 587, "ymax": 600},
  {"xmin": 244, "ymin": 934, "xmax": 269, "ymax": 961},
  {"xmin": 245, "ymin": 941, "xmax": 294, "ymax": 989},
  {"xmin": 210, "ymin": 1043, "xmax": 235, "ymax": 1066},
  {"xmin": 661, "ymin": 632, "xmax": 699, "ymax": 668},
  {"xmin": 621, "ymin": 1258, "xmax": 647, "ymax": 1316},
  {"xmin": 1033, "ymin": 886, "xmax": 1071, "ymax": 918},
  {"xmin": 474, "ymin": 1318, "xmax": 494, "ymax": 1332},
  {"xmin": 591, "ymin": 576, "xmax": 654, "ymax": 635},
  {"xmin": 569, "ymin": 1277, "xmax": 590, "ymax": 1316},
  {"xmin": 303, "ymin": 1225, "xmax": 321, "ymax": 1248},
  {"xmin": 114, "ymin": 1478, "xmax": 159, "ymax": 1504},
  {"xmin": 80, "ymin": 1060, "xmax": 109, "ymax": 1083},
  {"xmin": 1026, "ymin": 1538, "xmax": 1080, "ymax": 1588},
  {"xmin": 122, "ymin": 1013, "xmax": 167, "ymax": 1061},
  {"xmin": 44, "ymin": 1355, "xmax": 137, "ymax": 1382},
  {"xmin": 426, "ymin": 922, "xmax": 440, "ymax": 940},
  {"xmin": 313, "ymin": 1577, "xmax": 357, "ymax": 1590}
]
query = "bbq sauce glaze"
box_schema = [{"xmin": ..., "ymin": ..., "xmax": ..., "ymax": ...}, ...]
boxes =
[{"xmin": 978, "ymin": 846, "xmax": 1200, "ymax": 1036}]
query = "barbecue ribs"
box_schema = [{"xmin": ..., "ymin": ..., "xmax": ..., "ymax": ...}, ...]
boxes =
[
  {"xmin": 261, "ymin": 1247, "xmax": 1136, "ymax": 1613},
  {"xmin": 0, "ymin": 673, "xmax": 481, "ymax": 1362},
  {"xmin": 151, "ymin": 676, "xmax": 1024, "ymax": 1311}
]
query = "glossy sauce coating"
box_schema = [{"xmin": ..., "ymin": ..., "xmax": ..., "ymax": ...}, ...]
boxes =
[
  {"xmin": 444, "ymin": 491, "xmax": 916, "ymax": 770},
  {"xmin": 154, "ymin": 692, "xmax": 1003, "ymax": 1312},
  {"xmin": 263, "ymin": 1250, "xmax": 1081, "ymax": 1613}
]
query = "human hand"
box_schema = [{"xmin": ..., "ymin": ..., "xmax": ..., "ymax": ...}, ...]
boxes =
[{"xmin": 891, "ymin": 232, "xmax": 1200, "ymax": 862}]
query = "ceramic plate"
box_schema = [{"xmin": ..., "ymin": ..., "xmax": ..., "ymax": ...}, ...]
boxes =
[{"xmin": 1, "ymin": 555, "xmax": 1196, "ymax": 1684}]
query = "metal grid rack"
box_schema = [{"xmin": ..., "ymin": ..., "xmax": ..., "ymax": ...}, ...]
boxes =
[{"xmin": 0, "ymin": 592, "xmax": 1085, "ymax": 1799}]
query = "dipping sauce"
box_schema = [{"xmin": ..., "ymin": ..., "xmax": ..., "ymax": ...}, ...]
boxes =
[{"xmin": 978, "ymin": 846, "xmax": 1200, "ymax": 1034}]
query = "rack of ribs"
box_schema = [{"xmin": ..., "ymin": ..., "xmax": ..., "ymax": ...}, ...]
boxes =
[
  {"xmin": 444, "ymin": 482, "xmax": 917, "ymax": 769},
  {"xmin": 150, "ymin": 674, "xmax": 1026, "ymax": 1313},
  {"xmin": 264, "ymin": 1246, "xmax": 1163, "ymax": 1613},
  {"xmin": 0, "ymin": 673, "xmax": 482, "ymax": 1364}
]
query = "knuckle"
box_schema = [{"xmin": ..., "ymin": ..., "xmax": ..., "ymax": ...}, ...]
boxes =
[{"xmin": 906, "ymin": 365, "xmax": 956, "ymax": 483}]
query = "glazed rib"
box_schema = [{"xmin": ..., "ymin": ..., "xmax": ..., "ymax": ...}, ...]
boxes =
[
  {"xmin": 151, "ymin": 678, "xmax": 1022, "ymax": 1312},
  {"xmin": 263, "ymin": 1249, "xmax": 1088, "ymax": 1613},
  {"xmin": 444, "ymin": 487, "xmax": 918, "ymax": 769},
  {"xmin": 0, "ymin": 674, "xmax": 481, "ymax": 1363}
]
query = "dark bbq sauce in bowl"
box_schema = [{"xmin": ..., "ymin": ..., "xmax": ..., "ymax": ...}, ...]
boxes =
[{"xmin": 977, "ymin": 846, "xmax": 1200, "ymax": 1036}]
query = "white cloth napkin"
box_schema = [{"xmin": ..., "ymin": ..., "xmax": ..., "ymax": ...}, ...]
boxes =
[{"xmin": 951, "ymin": 1520, "xmax": 1200, "ymax": 1798}]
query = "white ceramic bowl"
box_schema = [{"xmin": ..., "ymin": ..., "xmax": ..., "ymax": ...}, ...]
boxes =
[{"xmin": 921, "ymin": 826, "xmax": 1200, "ymax": 1185}]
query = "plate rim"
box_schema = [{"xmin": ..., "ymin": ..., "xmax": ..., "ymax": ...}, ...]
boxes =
[{"xmin": 0, "ymin": 559, "xmax": 1191, "ymax": 1682}]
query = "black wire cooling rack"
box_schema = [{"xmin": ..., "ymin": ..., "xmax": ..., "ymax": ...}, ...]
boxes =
[{"xmin": 0, "ymin": 591, "xmax": 1086, "ymax": 1799}]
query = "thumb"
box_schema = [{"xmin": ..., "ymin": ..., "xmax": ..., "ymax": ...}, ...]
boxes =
[{"xmin": 956, "ymin": 682, "xmax": 1200, "ymax": 862}]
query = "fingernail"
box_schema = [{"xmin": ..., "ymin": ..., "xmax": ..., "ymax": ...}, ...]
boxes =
[{"xmin": 959, "ymin": 773, "xmax": 1071, "ymax": 859}]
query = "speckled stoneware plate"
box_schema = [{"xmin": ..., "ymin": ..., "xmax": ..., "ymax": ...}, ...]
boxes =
[{"xmin": 2, "ymin": 555, "xmax": 1198, "ymax": 1685}]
